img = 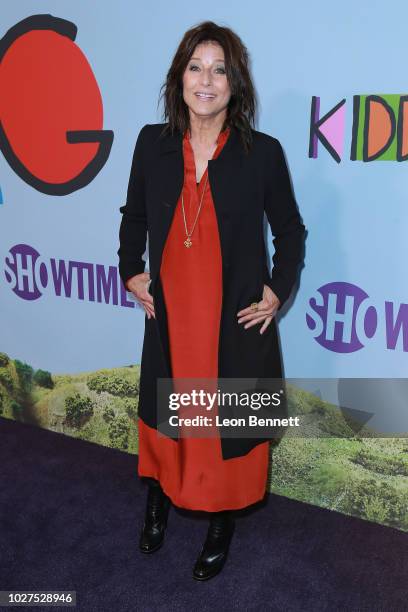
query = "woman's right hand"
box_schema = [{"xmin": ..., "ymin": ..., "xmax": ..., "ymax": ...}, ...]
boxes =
[{"xmin": 125, "ymin": 272, "xmax": 156, "ymax": 319}]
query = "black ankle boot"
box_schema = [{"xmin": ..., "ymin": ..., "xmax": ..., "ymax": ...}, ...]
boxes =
[
  {"xmin": 193, "ymin": 510, "xmax": 235, "ymax": 580},
  {"xmin": 139, "ymin": 479, "xmax": 171, "ymax": 553}
]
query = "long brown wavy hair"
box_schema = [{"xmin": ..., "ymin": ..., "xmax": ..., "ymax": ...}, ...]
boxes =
[{"xmin": 157, "ymin": 21, "xmax": 257, "ymax": 154}]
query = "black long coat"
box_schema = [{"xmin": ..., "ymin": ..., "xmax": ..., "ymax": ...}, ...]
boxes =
[{"xmin": 117, "ymin": 122, "xmax": 306, "ymax": 460}]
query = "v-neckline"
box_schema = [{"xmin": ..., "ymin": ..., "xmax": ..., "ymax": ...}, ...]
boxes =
[{"xmin": 185, "ymin": 127, "xmax": 230, "ymax": 187}]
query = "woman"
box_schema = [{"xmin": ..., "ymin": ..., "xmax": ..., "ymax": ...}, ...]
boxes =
[{"xmin": 117, "ymin": 21, "xmax": 305, "ymax": 580}]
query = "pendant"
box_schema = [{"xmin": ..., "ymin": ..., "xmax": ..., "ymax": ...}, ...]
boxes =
[{"xmin": 184, "ymin": 237, "xmax": 192, "ymax": 248}]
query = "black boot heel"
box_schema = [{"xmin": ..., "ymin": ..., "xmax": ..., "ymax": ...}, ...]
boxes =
[
  {"xmin": 193, "ymin": 510, "xmax": 235, "ymax": 580},
  {"xmin": 139, "ymin": 479, "xmax": 171, "ymax": 554}
]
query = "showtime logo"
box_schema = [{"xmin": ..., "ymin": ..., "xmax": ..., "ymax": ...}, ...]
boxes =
[
  {"xmin": 4, "ymin": 243, "xmax": 136, "ymax": 308},
  {"xmin": 306, "ymin": 282, "xmax": 407, "ymax": 353}
]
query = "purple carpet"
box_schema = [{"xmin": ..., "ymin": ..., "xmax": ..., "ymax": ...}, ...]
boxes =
[{"xmin": 0, "ymin": 416, "xmax": 407, "ymax": 611}]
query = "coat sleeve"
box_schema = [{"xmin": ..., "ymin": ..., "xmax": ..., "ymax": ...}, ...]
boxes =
[
  {"xmin": 117, "ymin": 124, "xmax": 149, "ymax": 288},
  {"xmin": 263, "ymin": 138, "xmax": 306, "ymax": 310}
]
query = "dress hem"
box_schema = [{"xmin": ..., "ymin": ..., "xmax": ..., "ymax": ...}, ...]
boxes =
[{"xmin": 137, "ymin": 467, "xmax": 267, "ymax": 512}]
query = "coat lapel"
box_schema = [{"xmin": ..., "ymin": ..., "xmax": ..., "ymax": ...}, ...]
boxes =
[{"xmin": 155, "ymin": 124, "xmax": 245, "ymax": 272}]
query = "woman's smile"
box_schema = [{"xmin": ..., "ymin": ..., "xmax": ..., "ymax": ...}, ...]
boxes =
[{"xmin": 195, "ymin": 92, "xmax": 216, "ymax": 100}]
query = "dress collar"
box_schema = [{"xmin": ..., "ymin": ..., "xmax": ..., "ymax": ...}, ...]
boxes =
[
  {"xmin": 183, "ymin": 126, "xmax": 231, "ymax": 145},
  {"xmin": 159, "ymin": 123, "xmax": 241, "ymax": 159}
]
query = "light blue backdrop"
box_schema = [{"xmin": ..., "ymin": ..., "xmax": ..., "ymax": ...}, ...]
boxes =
[{"xmin": 1, "ymin": 1, "xmax": 406, "ymax": 382}]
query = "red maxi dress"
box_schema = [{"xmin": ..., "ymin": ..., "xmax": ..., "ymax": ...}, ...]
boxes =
[{"xmin": 137, "ymin": 126, "xmax": 270, "ymax": 511}]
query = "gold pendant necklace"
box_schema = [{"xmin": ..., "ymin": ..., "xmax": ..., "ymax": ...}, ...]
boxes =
[{"xmin": 181, "ymin": 173, "xmax": 208, "ymax": 248}]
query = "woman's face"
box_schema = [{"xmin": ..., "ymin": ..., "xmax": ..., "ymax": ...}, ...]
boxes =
[{"xmin": 182, "ymin": 42, "xmax": 231, "ymax": 123}]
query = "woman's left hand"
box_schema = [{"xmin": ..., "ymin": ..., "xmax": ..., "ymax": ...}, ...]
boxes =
[{"xmin": 237, "ymin": 285, "xmax": 281, "ymax": 334}]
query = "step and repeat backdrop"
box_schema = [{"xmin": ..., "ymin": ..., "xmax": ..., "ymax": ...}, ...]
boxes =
[{"xmin": 1, "ymin": 2, "xmax": 407, "ymax": 531}]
